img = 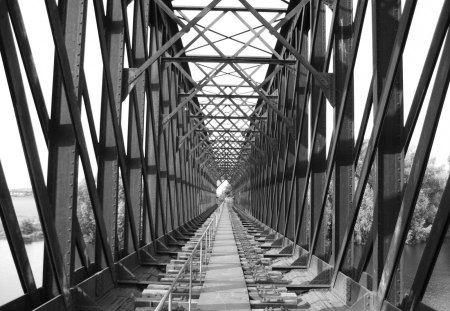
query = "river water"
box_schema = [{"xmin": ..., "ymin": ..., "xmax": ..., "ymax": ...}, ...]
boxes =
[
  {"xmin": 0, "ymin": 240, "xmax": 43, "ymax": 306},
  {"xmin": 402, "ymin": 241, "xmax": 450, "ymax": 310}
]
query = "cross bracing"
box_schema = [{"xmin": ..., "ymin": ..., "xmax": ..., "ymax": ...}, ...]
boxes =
[{"xmin": 0, "ymin": 0, "xmax": 450, "ymax": 310}]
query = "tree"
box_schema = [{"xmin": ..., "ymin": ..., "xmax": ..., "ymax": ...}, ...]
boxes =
[
  {"xmin": 76, "ymin": 178, "xmax": 126, "ymax": 246},
  {"xmin": 403, "ymin": 153, "xmax": 447, "ymax": 244},
  {"xmin": 20, "ymin": 218, "xmax": 38, "ymax": 235},
  {"xmin": 77, "ymin": 181, "xmax": 96, "ymax": 244},
  {"xmin": 354, "ymin": 185, "xmax": 374, "ymax": 245},
  {"xmin": 406, "ymin": 189, "xmax": 431, "ymax": 244},
  {"xmin": 351, "ymin": 141, "xmax": 448, "ymax": 244},
  {"xmin": 349, "ymin": 141, "xmax": 376, "ymax": 245}
]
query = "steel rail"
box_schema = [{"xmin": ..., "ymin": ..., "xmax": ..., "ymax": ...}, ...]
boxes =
[{"xmin": 154, "ymin": 204, "xmax": 223, "ymax": 311}]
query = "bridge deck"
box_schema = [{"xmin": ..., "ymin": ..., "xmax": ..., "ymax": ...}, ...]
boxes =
[
  {"xmin": 194, "ymin": 202, "xmax": 349, "ymax": 311},
  {"xmin": 197, "ymin": 203, "xmax": 251, "ymax": 311},
  {"xmin": 129, "ymin": 203, "xmax": 351, "ymax": 310}
]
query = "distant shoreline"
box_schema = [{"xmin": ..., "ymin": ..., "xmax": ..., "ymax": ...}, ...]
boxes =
[
  {"xmin": 9, "ymin": 189, "xmax": 33, "ymax": 197},
  {"xmin": 0, "ymin": 193, "xmax": 42, "ymax": 242},
  {"xmin": 0, "ymin": 232, "xmax": 43, "ymax": 243}
]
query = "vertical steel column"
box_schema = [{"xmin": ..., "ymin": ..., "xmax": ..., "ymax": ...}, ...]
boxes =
[
  {"xmin": 96, "ymin": 0, "xmax": 125, "ymax": 262},
  {"xmin": 146, "ymin": 4, "xmax": 163, "ymax": 238},
  {"xmin": 372, "ymin": 0, "xmax": 404, "ymax": 304},
  {"xmin": 252, "ymin": 151, "xmax": 260, "ymax": 221},
  {"xmin": 184, "ymin": 115, "xmax": 193, "ymax": 221},
  {"xmin": 192, "ymin": 159, "xmax": 198, "ymax": 216},
  {"xmin": 255, "ymin": 160, "xmax": 260, "ymax": 220},
  {"xmin": 159, "ymin": 60, "xmax": 173, "ymax": 232},
  {"xmin": 310, "ymin": 0, "xmax": 327, "ymax": 258},
  {"xmin": 332, "ymin": 0, "xmax": 354, "ymax": 269},
  {"xmin": 281, "ymin": 18, "xmax": 306, "ymax": 242},
  {"xmin": 126, "ymin": 0, "xmax": 150, "ymax": 248},
  {"xmin": 260, "ymin": 149, "xmax": 269, "ymax": 223},
  {"xmin": 45, "ymin": 0, "xmax": 87, "ymax": 293},
  {"xmin": 265, "ymin": 110, "xmax": 276, "ymax": 226},
  {"xmin": 187, "ymin": 132, "xmax": 195, "ymax": 219},
  {"xmin": 178, "ymin": 89, "xmax": 188, "ymax": 225},
  {"xmin": 274, "ymin": 70, "xmax": 287, "ymax": 233},
  {"xmin": 295, "ymin": 17, "xmax": 310, "ymax": 247},
  {"xmin": 168, "ymin": 67, "xmax": 180, "ymax": 228}
]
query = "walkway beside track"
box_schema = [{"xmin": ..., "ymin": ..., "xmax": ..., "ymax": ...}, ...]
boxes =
[{"xmin": 197, "ymin": 202, "xmax": 251, "ymax": 311}]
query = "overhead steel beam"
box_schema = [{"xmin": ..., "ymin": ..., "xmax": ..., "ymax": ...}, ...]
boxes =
[
  {"xmin": 173, "ymin": 6, "xmax": 287, "ymax": 12},
  {"xmin": 191, "ymin": 116, "xmax": 266, "ymax": 120},
  {"xmin": 239, "ymin": 0, "xmax": 331, "ymax": 91},
  {"xmin": 195, "ymin": 130, "xmax": 260, "ymax": 133},
  {"xmin": 126, "ymin": 0, "xmax": 221, "ymax": 89},
  {"xmin": 164, "ymin": 56, "xmax": 296, "ymax": 65},
  {"xmin": 180, "ymin": 94, "xmax": 278, "ymax": 99}
]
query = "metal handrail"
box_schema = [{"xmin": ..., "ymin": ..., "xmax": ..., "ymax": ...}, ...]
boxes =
[{"xmin": 154, "ymin": 204, "xmax": 223, "ymax": 311}]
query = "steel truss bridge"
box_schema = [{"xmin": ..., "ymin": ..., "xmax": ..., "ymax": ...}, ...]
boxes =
[{"xmin": 0, "ymin": 0, "xmax": 450, "ymax": 310}]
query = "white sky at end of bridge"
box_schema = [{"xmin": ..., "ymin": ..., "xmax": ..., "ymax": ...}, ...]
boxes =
[
  {"xmin": 216, "ymin": 179, "xmax": 230, "ymax": 196},
  {"xmin": 0, "ymin": 0, "xmax": 449, "ymax": 190}
]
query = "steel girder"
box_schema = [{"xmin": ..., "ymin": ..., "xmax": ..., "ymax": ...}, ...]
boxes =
[{"xmin": 1, "ymin": 0, "xmax": 450, "ymax": 310}]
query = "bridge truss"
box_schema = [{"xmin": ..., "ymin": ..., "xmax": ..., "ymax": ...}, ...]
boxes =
[{"xmin": 0, "ymin": 0, "xmax": 450, "ymax": 310}]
